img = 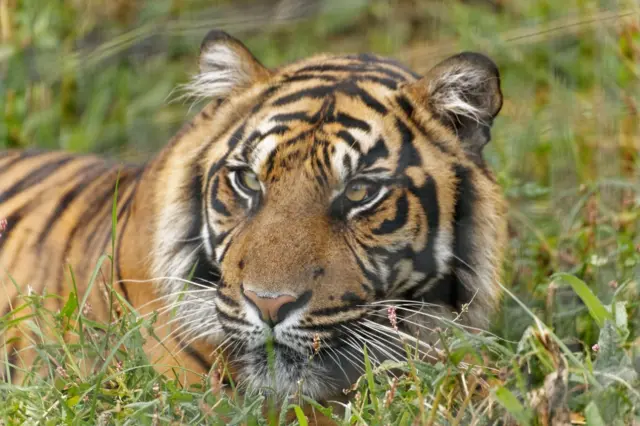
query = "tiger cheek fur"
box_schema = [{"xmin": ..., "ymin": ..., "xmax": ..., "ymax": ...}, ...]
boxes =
[{"xmin": 0, "ymin": 29, "xmax": 506, "ymax": 406}]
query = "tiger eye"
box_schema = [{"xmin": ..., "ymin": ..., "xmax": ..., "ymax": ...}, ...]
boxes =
[
  {"xmin": 240, "ymin": 170, "xmax": 261, "ymax": 192},
  {"xmin": 345, "ymin": 182, "xmax": 369, "ymax": 202}
]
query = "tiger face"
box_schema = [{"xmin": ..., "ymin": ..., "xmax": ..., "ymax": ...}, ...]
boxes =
[{"xmin": 153, "ymin": 31, "xmax": 506, "ymax": 400}]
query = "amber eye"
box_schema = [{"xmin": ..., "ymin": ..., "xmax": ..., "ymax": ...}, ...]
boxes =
[
  {"xmin": 236, "ymin": 170, "xmax": 261, "ymax": 193},
  {"xmin": 345, "ymin": 181, "xmax": 377, "ymax": 203}
]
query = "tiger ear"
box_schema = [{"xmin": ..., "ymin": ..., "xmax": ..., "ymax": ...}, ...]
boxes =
[
  {"xmin": 187, "ymin": 30, "xmax": 272, "ymax": 99},
  {"xmin": 405, "ymin": 52, "xmax": 503, "ymax": 163}
]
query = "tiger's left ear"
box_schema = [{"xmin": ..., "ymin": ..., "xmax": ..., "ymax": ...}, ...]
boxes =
[
  {"xmin": 186, "ymin": 30, "xmax": 273, "ymax": 99},
  {"xmin": 404, "ymin": 52, "xmax": 503, "ymax": 163}
]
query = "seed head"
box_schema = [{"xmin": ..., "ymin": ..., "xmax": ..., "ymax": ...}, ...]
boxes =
[
  {"xmin": 387, "ymin": 306, "xmax": 398, "ymax": 331},
  {"xmin": 312, "ymin": 333, "xmax": 321, "ymax": 354}
]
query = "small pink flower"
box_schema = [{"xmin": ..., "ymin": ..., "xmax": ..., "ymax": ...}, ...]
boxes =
[
  {"xmin": 608, "ymin": 280, "xmax": 618, "ymax": 289},
  {"xmin": 592, "ymin": 343, "xmax": 600, "ymax": 352},
  {"xmin": 387, "ymin": 306, "xmax": 398, "ymax": 331}
]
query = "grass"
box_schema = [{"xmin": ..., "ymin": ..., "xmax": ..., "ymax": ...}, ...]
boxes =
[{"xmin": 1, "ymin": 0, "xmax": 639, "ymax": 424}]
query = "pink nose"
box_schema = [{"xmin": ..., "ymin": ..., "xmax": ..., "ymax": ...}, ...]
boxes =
[{"xmin": 243, "ymin": 289, "xmax": 297, "ymax": 326}]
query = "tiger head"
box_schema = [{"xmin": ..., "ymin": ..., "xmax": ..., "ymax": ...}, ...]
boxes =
[{"xmin": 151, "ymin": 30, "xmax": 507, "ymax": 400}]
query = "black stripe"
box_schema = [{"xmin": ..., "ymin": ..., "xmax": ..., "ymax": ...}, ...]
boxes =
[
  {"xmin": 37, "ymin": 161, "xmax": 108, "ymax": 247},
  {"xmin": 56, "ymin": 170, "xmax": 121, "ymax": 308},
  {"xmin": 396, "ymin": 95, "xmax": 452, "ymax": 155},
  {"xmin": 185, "ymin": 156, "xmax": 204, "ymax": 240},
  {"xmin": 93, "ymin": 169, "xmax": 144, "ymax": 261},
  {"xmin": 346, "ymin": 53, "xmax": 421, "ymax": 78},
  {"xmin": 191, "ymin": 253, "xmax": 221, "ymax": 288},
  {"xmin": 113, "ymin": 174, "xmax": 142, "ymax": 302},
  {"xmin": 115, "ymin": 207, "xmax": 134, "ymax": 304},
  {"xmin": 394, "ymin": 118, "xmax": 421, "ymax": 174},
  {"xmin": 0, "ymin": 156, "xmax": 74, "ymax": 203},
  {"xmin": 336, "ymin": 130, "xmax": 360, "ymax": 152},
  {"xmin": 284, "ymin": 73, "xmax": 398, "ymax": 90},
  {"xmin": 334, "ymin": 112, "xmax": 370, "ymax": 133},
  {"xmin": 178, "ymin": 342, "xmax": 213, "ymax": 373},
  {"xmin": 342, "ymin": 155, "xmax": 352, "ymax": 177},
  {"xmin": 342, "ymin": 84, "xmax": 388, "ymax": 115},
  {"xmin": 215, "ymin": 308, "xmax": 250, "ymax": 326},
  {"xmin": 283, "ymin": 74, "xmax": 339, "ymax": 84},
  {"xmin": 0, "ymin": 150, "xmax": 48, "ymax": 175},
  {"xmin": 210, "ymin": 177, "xmax": 231, "ymax": 217},
  {"xmin": 373, "ymin": 195, "xmax": 409, "ymax": 235},
  {"xmin": 272, "ymin": 86, "xmax": 334, "ymax": 107},
  {"xmin": 270, "ymin": 112, "xmax": 313, "ymax": 123},
  {"xmin": 205, "ymin": 123, "xmax": 247, "ymax": 186},
  {"xmin": 358, "ymin": 137, "xmax": 389, "ymax": 170},
  {"xmin": 344, "ymin": 238, "xmax": 385, "ymax": 296},
  {"xmin": 306, "ymin": 303, "xmax": 363, "ymax": 318},
  {"xmin": 242, "ymin": 125, "xmax": 289, "ymax": 160},
  {"xmin": 264, "ymin": 129, "xmax": 315, "ymax": 177},
  {"xmin": 83, "ymin": 171, "xmax": 135, "ymax": 255},
  {"xmin": 451, "ymin": 164, "xmax": 476, "ymax": 277},
  {"xmin": 295, "ymin": 63, "xmax": 408, "ymax": 82},
  {"xmin": 410, "ymin": 175, "xmax": 440, "ymax": 278},
  {"xmin": 414, "ymin": 165, "xmax": 477, "ymax": 308},
  {"xmin": 354, "ymin": 75, "xmax": 398, "ymax": 90},
  {"xmin": 215, "ymin": 290, "xmax": 240, "ymax": 308}
]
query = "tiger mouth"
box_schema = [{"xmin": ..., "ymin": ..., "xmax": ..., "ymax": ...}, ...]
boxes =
[{"xmin": 236, "ymin": 341, "xmax": 362, "ymax": 399}]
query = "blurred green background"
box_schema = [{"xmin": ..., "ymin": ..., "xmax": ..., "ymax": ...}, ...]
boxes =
[{"xmin": 1, "ymin": 0, "xmax": 639, "ymax": 352}]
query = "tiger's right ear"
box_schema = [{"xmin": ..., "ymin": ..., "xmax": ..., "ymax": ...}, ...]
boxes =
[
  {"xmin": 402, "ymin": 52, "xmax": 502, "ymax": 165},
  {"xmin": 187, "ymin": 30, "xmax": 272, "ymax": 99}
]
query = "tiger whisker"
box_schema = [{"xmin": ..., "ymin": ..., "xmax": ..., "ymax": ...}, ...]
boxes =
[
  {"xmin": 321, "ymin": 346, "xmax": 351, "ymax": 384},
  {"xmin": 367, "ymin": 303, "xmax": 509, "ymax": 341},
  {"xmin": 340, "ymin": 333, "xmax": 381, "ymax": 371},
  {"xmin": 359, "ymin": 319, "xmax": 439, "ymax": 362},
  {"xmin": 134, "ymin": 289, "xmax": 218, "ymax": 313},
  {"xmin": 360, "ymin": 318, "xmax": 441, "ymax": 358},
  {"xmin": 118, "ymin": 276, "xmax": 219, "ymax": 290},
  {"xmin": 351, "ymin": 324, "xmax": 407, "ymax": 364},
  {"xmin": 149, "ymin": 312, "xmax": 219, "ymax": 352}
]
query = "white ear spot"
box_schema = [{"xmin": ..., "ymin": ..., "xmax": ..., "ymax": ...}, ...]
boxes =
[
  {"xmin": 428, "ymin": 66, "xmax": 489, "ymax": 125},
  {"xmin": 178, "ymin": 44, "xmax": 251, "ymax": 101}
]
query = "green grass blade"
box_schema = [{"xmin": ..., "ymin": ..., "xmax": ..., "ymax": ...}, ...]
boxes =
[
  {"xmin": 292, "ymin": 405, "xmax": 309, "ymax": 426},
  {"xmin": 552, "ymin": 273, "xmax": 613, "ymax": 327},
  {"xmin": 362, "ymin": 343, "xmax": 379, "ymax": 412}
]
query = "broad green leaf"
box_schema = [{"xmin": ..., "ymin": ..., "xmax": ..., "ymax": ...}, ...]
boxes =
[
  {"xmin": 61, "ymin": 291, "xmax": 78, "ymax": 319},
  {"xmin": 584, "ymin": 401, "xmax": 606, "ymax": 426},
  {"xmin": 493, "ymin": 386, "xmax": 532, "ymax": 425},
  {"xmin": 552, "ymin": 273, "xmax": 612, "ymax": 327}
]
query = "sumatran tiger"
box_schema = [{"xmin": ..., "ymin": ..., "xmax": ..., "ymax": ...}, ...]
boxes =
[{"xmin": 0, "ymin": 30, "xmax": 506, "ymax": 412}]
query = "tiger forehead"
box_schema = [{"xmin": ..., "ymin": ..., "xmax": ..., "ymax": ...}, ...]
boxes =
[
  {"xmin": 239, "ymin": 104, "xmax": 394, "ymax": 185},
  {"xmin": 237, "ymin": 59, "xmax": 417, "ymax": 172}
]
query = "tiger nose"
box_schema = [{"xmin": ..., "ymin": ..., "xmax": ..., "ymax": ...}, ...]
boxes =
[{"xmin": 243, "ymin": 289, "xmax": 298, "ymax": 327}]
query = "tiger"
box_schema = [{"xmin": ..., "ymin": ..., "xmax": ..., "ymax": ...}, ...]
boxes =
[{"xmin": 0, "ymin": 29, "xmax": 506, "ymax": 408}]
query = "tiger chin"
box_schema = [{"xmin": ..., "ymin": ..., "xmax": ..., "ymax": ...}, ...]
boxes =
[{"xmin": 0, "ymin": 30, "xmax": 507, "ymax": 408}]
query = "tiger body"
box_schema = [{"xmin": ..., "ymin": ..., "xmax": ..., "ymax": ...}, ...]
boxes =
[{"xmin": 1, "ymin": 30, "xmax": 507, "ymax": 403}]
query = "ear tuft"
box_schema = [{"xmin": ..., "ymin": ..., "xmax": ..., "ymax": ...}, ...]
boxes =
[
  {"xmin": 405, "ymin": 52, "xmax": 503, "ymax": 163},
  {"xmin": 182, "ymin": 30, "xmax": 271, "ymax": 100},
  {"xmin": 426, "ymin": 52, "xmax": 502, "ymax": 124}
]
